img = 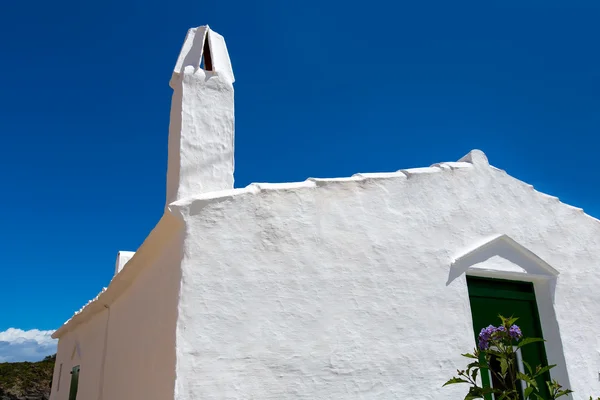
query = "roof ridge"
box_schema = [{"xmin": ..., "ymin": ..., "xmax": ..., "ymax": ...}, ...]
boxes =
[
  {"xmin": 169, "ymin": 160, "xmax": 476, "ymax": 211},
  {"xmin": 70, "ymin": 149, "xmax": 600, "ymax": 338}
]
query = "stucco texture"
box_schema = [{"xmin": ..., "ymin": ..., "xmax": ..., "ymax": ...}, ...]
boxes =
[
  {"xmin": 51, "ymin": 26, "xmax": 600, "ymax": 400},
  {"xmin": 166, "ymin": 26, "xmax": 235, "ymax": 205},
  {"xmin": 100, "ymin": 228, "xmax": 181, "ymax": 400},
  {"xmin": 171, "ymin": 153, "xmax": 600, "ymax": 400},
  {"xmin": 50, "ymin": 223, "xmax": 182, "ymax": 400},
  {"xmin": 50, "ymin": 310, "xmax": 107, "ymax": 400}
]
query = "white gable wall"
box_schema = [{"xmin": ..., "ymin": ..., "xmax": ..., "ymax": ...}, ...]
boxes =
[
  {"xmin": 100, "ymin": 228, "xmax": 182, "ymax": 400},
  {"xmin": 50, "ymin": 25, "xmax": 600, "ymax": 400},
  {"xmin": 49, "ymin": 219, "xmax": 183, "ymax": 400},
  {"xmin": 171, "ymin": 154, "xmax": 600, "ymax": 400},
  {"xmin": 50, "ymin": 309, "xmax": 107, "ymax": 400},
  {"xmin": 52, "ymin": 25, "xmax": 233, "ymax": 400}
]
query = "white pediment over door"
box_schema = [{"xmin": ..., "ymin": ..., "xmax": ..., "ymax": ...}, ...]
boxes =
[{"xmin": 447, "ymin": 234, "xmax": 559, "ymax": 286}]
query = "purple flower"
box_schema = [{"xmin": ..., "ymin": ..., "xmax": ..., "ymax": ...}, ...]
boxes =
[
  {"xmin": 478, "ymin": 338, "xmax": 490, "ymax": 350},
  {"xmin": 509, "ymin": 325, "xmax": 522, "ymax": 340},
  {"xmin": 477, "ymin": 322, "xmax": 522, "ymax": 350},
  {"xmin": 479, "ymin": 325, "xmax": 496, "ymax": 341},
  {"xmin": 478, "ymin": 325, "xmax": 498, "ymax": 350}
]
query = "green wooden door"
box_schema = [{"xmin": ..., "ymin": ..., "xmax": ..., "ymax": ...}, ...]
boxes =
[
  {"xmin": 467, "ymin": 276, "xmax": 550, "ymax": 399},
  {"xmin": 68, "ymin": 365, "xmax": 80, "ymax": 400}
]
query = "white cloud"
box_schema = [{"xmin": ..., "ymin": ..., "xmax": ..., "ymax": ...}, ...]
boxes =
[{"xmin": 0, "ymin": 328, "xmax": 57, "ymax": 362}]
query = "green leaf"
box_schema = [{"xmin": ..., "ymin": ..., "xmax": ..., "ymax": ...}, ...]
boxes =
[
  {"xmin": 556, "ymin": 389, "xmax": 573, "ymax": 398},
  {"xmin": 516, "ymin": 372, "xmax": 538, "ymax": 389},
  {"xmin": 462, "ymin": 353, "xmax": 479, "ymax": 359},
  {"xmin": 497, "ymin": 391, "xmax": 518, "ymax": 400},
  {"xmin": 499, "ymin": 314, "xmax": 519, "ymax": 327},
  {"xmin": 524, "ymin": 386, "xmax": 534, "ymax": 399},
  {"xmin": 486, "ymin": 348, "xmax": 503, "ymax": 357},
  {"xmin": 517, "ymin": 337, "xmax": 545, "ymax": 349},
  {"xmin": 500, "ymin": 357, "xmax": 509, "ymax": 376},
  {"xmin": 464, "ymin": 394, "xmax": 484, "ymax": 400},
  {"xmin": 471, "ymin": 368, "xmax": 478, "ymax": 383},
  {"xmin": 443, "ymin": 377, "xmax": 470, "ymax": 386},
  {"xmin": 465, "ymin": 386, "xmax": 498, "ymax": 400},
  {"xmin": 532, "ymin": 364, "xmax": 556, "ymax": 378},
  {"xmin": 523, "ymin": 360, "xmax": 533, "ymax": 375},
  {"xmin": 467, "ymin": 362, "xmax": 480, "ymax": 370},
  {"xmin": 480, "ymin": 387, "xmax": 496, "ymax": 394},
  {"xmin": 464, "ymin": 387, "xmax": 485, "ymax": 400}
]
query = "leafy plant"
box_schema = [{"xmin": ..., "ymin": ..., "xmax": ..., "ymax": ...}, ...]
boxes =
[
  {"xmin": 0, "ymin": 354, "xmax": 55, "ymax": 400},
  {"xmin": 443, "ymin": 315, "xmax": 598, "ymax": 400}
]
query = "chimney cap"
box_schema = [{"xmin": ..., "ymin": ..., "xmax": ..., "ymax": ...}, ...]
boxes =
[
  {"xmin": 114, "ymin": 251, "xmax": 135, "ymax": 276},
  {"xmin": 173, "ymin": 25, "xmax": 234, "ymax": 84}
]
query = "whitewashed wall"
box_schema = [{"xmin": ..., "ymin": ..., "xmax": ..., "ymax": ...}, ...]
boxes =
[
  {"xmin": 50, "ymin": 222, "xmax": 182, "ymax": 400},
  {"xmin": 172, "ymin": 151, "xmax": 600, "ymax": 400},
  {"xmin": 49, "ymin": 24, "xmax": 600, "ymax": 399},
  {"xmin": 50, "ymin": 309, "xmax": 107, "ymax": 400},
  {"xmin": 51, "ymin": 24, "xmax": 233, "ymax": 400},
  {"xmin": 100, "ymin": 229, "xmax": 182, "ymax": 400}
]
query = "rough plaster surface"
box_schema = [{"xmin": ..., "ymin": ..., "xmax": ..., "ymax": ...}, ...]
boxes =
[
  {"xmin": 50, "ymin": 216, "xmax": 182, "ymax": 400},
  {"xmin": 100, "ymin": 228, "xmax": 181, "ymax": 400},
  {"xmin": 50, "ymin": 309, "xmax": 107, "ymax": 400},
  {"xmin": 166, "ymin": 26, "xmax": 235, "ymax": 205},
  {"xmin": 51, "ymin": 25, "xmax": 600, "ymax": 400},
  {"xmin": 170, "ymin": 152, "xmax": 600, "ymax": 400}
]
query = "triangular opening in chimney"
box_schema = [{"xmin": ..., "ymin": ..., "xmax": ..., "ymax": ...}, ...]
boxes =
[{"xmin": 200, "ymin": 32, "xmax": 213, "ymax": 71}]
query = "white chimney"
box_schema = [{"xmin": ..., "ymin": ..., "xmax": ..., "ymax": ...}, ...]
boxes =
[
  {"xmin": 166, "ymin": 26, "xmax": 235, "ymax": 206},
  {"xmin": 115, "ymin": 251, "xmax": 135, "ymax": 276}
]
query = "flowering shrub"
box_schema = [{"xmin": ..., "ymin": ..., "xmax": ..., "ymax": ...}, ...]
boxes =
[{"xmin": 444, "ymin": 315, "xmax": 599, "ymax": 400}]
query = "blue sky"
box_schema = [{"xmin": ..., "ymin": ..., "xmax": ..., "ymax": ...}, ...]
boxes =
[{"xmin": 1, "ymin": 0, "xmax": 599, "ymax": 361}]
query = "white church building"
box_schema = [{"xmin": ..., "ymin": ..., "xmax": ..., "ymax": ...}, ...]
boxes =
[{"xmin": 50, "ymin": 26, "xmax": 600, "ymax": 400}]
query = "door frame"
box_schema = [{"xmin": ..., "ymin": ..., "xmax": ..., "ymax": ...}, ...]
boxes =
[
  {"xmin": 466, "ymin": 269, "xmax": 569, "ymax": 393},
  {"xmin": 449, "ymin": 234, "xmax": 571, "ymax": 394},
  {"xmin": 467, "ymin": 275, "xmax": 550, "ymax": 399}
]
